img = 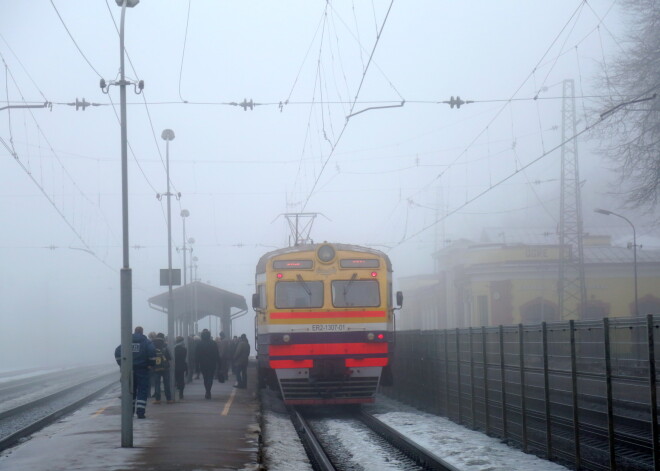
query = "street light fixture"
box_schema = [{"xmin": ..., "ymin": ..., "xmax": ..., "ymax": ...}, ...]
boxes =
[{"xmin": 594, "ymin": 208, "xmax": 638, "ymax": 317}]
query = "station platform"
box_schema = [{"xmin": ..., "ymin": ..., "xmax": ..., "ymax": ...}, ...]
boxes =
[{"xmin": 0, "ymin": 367, "xmax": 261, "ymax": 471}]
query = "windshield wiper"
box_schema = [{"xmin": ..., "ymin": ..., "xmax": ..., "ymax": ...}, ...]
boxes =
[
  {"xmin": 343, "ymin": 273, "xmax": 358, "ymax": 297},
  {"xmin": 296, "ymin": 274, "xmax": 312, "ymax": 296}
]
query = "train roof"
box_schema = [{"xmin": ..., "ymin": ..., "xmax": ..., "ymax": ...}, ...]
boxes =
[{"xmin": 255, "ymin": 243, "xmax": 392, "ymax": 273}]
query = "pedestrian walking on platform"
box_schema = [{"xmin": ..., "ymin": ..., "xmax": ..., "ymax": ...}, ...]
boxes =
[
  {"xmin": 174, "ymin": 336, "xmax": 188, "ymax": 399},
  {"xmin": 196, "ymin": 329, "xmax": 219, "ymax": 399},
  {"xmin": 114, "ymin": 326, "xmax": 156, "ymax": 419},
  {"xmin": 233, "ymin": 334, "xmax": 250, "ymax": 389},
  {"xmin": 152, "ymin": 333, "xmax": 173, "ymax": 404}
]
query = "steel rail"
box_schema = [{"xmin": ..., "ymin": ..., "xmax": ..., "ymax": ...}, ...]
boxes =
[
  {"xmin": 0, "ymin": 372, "xmax": 118, "ymax": 451},
  {"xmin": 288, "ymin": 408, "xmax": 335, "ymax": 471},
  {"xmin": 358, "ymin": 410, "xmax": 460, "ymax": 471}
]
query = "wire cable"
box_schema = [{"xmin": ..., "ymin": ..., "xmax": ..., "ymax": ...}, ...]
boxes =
[
  {"xmin": 49, "ymin": 0, "xmax": 103, "ymax": 78},
  {"xmin": 178, "ymin": 0, "xmax": 193, "ymax": 103},
  {"xmin": 302, "ymin": 0, "xmax": 396, "ymax": 211}
]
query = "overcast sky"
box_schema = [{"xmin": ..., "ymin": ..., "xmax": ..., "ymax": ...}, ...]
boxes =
[{"xmin": 1, "ymin": 1, "xmax": 651, "ymax": 367}]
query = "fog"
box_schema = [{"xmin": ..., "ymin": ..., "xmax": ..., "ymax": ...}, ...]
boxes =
[{"xmin": 0, "ymin": 1, "xmax": 651, "ymax": 369}]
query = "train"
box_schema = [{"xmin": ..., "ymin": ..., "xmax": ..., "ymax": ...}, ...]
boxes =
[{"xmin": 252, "ymin": 242, "xmax": 403, "ymax": 405}]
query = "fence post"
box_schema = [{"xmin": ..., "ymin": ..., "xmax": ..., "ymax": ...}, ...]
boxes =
[
  {"xmin": 482, "ymin": 325, "xmax": 490, "ymax": 435},
  {"xmin": 500, "ymin": 324, "xmax": 508, "ymax": 441},
  {"xmin": 519, "ymin": 323, "xmax": 527, "ymax": 452},
  {"xmin": 542, "ymin": 322, "xmax": 552, "ymax": 459},
  {"xmin": 647, "ymin": 314, "xmax": 659, "ymax": 469},
  {"xmin": 603, "ymin": 317, "xmax": 616, "ymax": 470},
  {"xmin": 569, "ymin": 319, "xmax": 581, "ymax": 469},
  {"xmin": 470, "ymin": 327, "xmax": 476, "ymax": 429},
  {"xmin": 456, "ymin": 328, "xmax": 462, "ymax": 424},
  {"xmin": 445, "ymin": 329, "xmax": 450, "ymax": 416}
]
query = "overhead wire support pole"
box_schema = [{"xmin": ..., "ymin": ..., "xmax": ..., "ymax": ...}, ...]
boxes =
[
  {"xmin": 161, "ymin": 129, "xmax": 176, "ymax": 403},
  {"xmin": 109, "ymin": 0, "xmax": 140, "ymax": 449}
]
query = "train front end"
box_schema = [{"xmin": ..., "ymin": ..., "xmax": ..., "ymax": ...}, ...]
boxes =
[{"xmin": 253, "ymin": 243, "xmax": 400, "ymax": 405}]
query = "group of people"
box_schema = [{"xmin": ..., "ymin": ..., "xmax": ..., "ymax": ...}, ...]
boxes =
[{"xmin": 114, "ymin": 326, "xmax": 250, "ymax": 419}]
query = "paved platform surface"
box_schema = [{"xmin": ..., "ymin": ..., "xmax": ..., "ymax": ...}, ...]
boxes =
[{"xmin": 0, "ymin": 368, "xmax": 261, "ymax": 471}]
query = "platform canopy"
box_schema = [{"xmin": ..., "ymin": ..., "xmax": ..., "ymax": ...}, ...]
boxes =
[{"xmin": 147, "ymin": 280, "xmax": 248, "ymax": 325}]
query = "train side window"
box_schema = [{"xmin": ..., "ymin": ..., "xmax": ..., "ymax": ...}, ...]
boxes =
[
  {"xmin": 331, "ymin": 280, "xmax": 380, "ymax": 307},
  {"xmin": 275, "ymin": 281, "xmax": 323, "ymax": 309}
]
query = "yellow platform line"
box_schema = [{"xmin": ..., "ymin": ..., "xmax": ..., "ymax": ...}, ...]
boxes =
[
  {"xmin": 221, "ymin": 388, "xmax": 237, "ymax": 416},
  {"xmin": 92, "ymin": 406, "xmax": 107, "ymax": 417}
]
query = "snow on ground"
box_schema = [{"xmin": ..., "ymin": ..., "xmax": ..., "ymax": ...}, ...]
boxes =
[
  {"xmin": 0, "ymin": 365, "xmax": 117, "ymax": 414},
  {"xmin": 262, "ymin": 410, "xmax": 312, "ymax": 471},
  {"xmin": 367, "ymin": 395, "xmax": 568, "ymax": 471},
  {"xmin": 0, "ymin": 385, "xmax": 159, "ymax": 471},
  {"xmin": 0, "ymin": 367, "xmax": 66, "ymax": 383}
]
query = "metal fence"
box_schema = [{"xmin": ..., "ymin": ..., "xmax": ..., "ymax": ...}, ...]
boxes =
[{"xmin": 382, "ymin": 315, "xmax": 660, "ymax": 470}]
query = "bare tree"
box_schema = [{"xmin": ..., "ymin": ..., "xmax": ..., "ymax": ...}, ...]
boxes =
[{"xmin": 594, "ymin": 0, "xmax": 660, "ymax": 211}]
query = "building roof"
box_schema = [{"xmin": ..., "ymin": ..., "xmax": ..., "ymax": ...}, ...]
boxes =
[{"xmin": 148, "ymin": 281, "xmax": 247, "ymax": 322}]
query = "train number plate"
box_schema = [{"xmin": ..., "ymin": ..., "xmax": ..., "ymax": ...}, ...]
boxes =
[{"xmin": 311, "ymin": 324, "xmax": 346, "ymax": 332}]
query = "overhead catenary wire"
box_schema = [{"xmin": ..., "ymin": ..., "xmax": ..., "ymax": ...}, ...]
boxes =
[
  {"xmin": 301, "ymin": 0, "xmax": 397, "ymax": 211},
  {"xmin": 0, "ymin": 51, "xmax": 120, "ymax": 246},
  {"xmin": 389, "ymin": 82, "xmax": 659, "ymax": 251},
  {"xmin": 0, "ymin": 135, "xmax": 116, "ymax": 273}
]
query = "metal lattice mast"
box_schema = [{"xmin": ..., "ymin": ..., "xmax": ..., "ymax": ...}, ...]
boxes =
[{"xmin": 558, "ymin": 79, "xmax": 587, "ymax": 320}]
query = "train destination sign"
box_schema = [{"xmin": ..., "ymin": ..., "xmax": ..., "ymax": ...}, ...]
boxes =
[
  {"xmin": 273, "ymin": 260, "xmax": 314, "ymax": 269},
  {"xmin": 340, "ymin": 259, "xmax": 380, "ymax": 268}
]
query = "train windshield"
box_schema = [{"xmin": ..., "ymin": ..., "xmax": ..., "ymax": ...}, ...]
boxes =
[
  {"xmin": 275, "ymin": 280, "xmax": 323, "ymax": 308},
  {"xmin": 331, "ymin": 279, "xmax": 380, "ymax": 307}
]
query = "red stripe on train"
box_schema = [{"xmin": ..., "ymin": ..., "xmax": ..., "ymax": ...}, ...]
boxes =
[
  {"xmin": 270, "ymin": 310, "xmax": 385, "ymax": 319},
  {"xmin": 269, "ymin": 343, "xmax": 388, "ymax": 356}
]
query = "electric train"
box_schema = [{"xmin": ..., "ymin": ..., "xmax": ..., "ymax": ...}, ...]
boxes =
[{"xmin": 252, "ymin": 242, "xmax": 402, "ymax": 405}]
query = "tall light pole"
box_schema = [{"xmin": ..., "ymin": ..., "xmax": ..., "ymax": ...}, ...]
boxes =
[
  {"xmin": 161, "ymin": 129, "xmax": 176, "ymax": 400},
  {"xmin": 115, "ymin": 0, "xmax": 139, "ymax": 449},
  {"xmin": 595, "ymin": 208, "xmax": 639, "ymax": 317}
]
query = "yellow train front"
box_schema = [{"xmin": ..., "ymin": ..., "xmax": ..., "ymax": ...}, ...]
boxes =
[{"xmin": 252, "ymin": 243, "xmax": 402, "ymax": 405}]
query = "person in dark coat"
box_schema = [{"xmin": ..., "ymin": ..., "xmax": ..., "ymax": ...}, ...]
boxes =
[
  {"xmin": 228, "ymin": 335, "xmax": 238, "ymax": 379},
  {"xmin": 152, "ymin": 333, "xmax": 173, "ymax": 403},
  {"xmin": 196, "ymin": 329, "xmax": 220, "ymax": 399},
  {"xmin": 114, "ymin": 326, "xmax": 156, "ymax": 419},
  {"xmin": 233, "ymin": 334, "xmax": 250, "ymax": 389},
  {"xmin": 174, "ymin": 336, "xmax": 188, "ymax": 399},
  {"xmin": 216, "ymin": 331, "xmax": 230, "ymax": 383}
]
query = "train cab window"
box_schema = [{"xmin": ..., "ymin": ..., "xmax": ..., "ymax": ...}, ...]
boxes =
[
  {"xmin": 331, "ymin": 280, "xmax": 380, "ymax": 307},
  {"xmin": 275, "ymin": 281, "xmax": 323, "ymax": 309}
]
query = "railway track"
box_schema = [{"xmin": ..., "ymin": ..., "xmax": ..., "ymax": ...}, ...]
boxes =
[
  {"xmin": 290, "ymin": 407, "xmax": 459, "ymax": 471},
  {"xmin": 0, "ymin": 369, "xmax": 118, "ymax": 451}
]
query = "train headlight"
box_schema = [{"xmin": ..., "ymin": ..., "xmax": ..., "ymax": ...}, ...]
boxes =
[
  {"xmin": 283, "ymin": 334, "xmax": 291, "ymax": 343},
  {"xmin": 367, "ymin": 332, "xmax": 375, "ymax": 341},
  {"xmin": 317, "ymin": 244, "xmax": 335, "ymax": 263}
]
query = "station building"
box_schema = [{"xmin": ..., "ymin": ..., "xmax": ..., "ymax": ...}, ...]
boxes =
[{"xmin": 397, "ymin": 235, "xmax": 660, "ymax": 330}]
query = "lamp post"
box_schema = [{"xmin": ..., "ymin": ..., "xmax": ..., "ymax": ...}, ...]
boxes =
[
  {"xmin": 594, "ymin": 208, "xmax": 638, "ymax": 316},
  {"xmin": 115, "ymin": 0, "xmax": 139, "ymax": 449},
  {"xmin": 162, "ymin": 129, "xmax": 176, "ymax": 400},
  {"xmin": 180, "ymin": 210, "xmax": 189, "ymax": 340}
]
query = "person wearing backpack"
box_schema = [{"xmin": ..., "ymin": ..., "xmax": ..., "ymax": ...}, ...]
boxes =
[{"xmin": 152, "ymin": 333, "xmax": 173, "ymax": 404}]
